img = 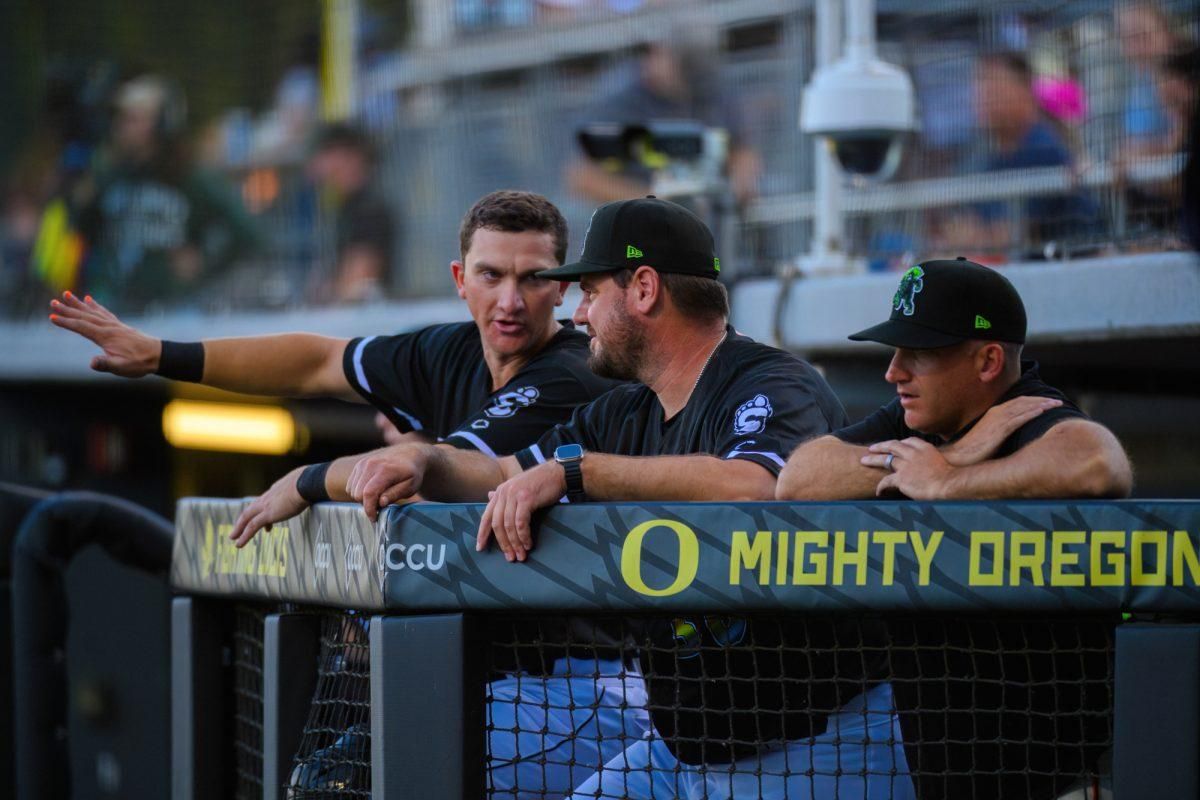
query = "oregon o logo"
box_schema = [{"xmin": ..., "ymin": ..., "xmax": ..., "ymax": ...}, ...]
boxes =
[{"xmin": 621, "ymin": 519, "xmax": 700, "ymax": 597}]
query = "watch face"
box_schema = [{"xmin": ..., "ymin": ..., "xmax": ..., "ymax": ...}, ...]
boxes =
[{"xmin": 554, "ymin": 443, "xmax": 584, "ymax": 461}]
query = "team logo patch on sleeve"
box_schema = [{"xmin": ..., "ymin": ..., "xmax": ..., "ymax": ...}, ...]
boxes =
[
  {"xmin": 733, "ymin": 394, "xmax": 773, "ymax": 435},
  {"xmin": 484, "ymin": 386, "xmax": 540, "ymax": 418}
]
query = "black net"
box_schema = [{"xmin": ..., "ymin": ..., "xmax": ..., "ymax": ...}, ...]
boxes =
[
  {"xmin": 231, "ymin": 603, "xmax": 267, "ymax": 800},
  {"xmin": 287, "ymin": 611, "xmax": 372, "ymax": 799},
  {"xmin": 484, "ymin": 613, "xmax": 1116, "ymax": 800}
]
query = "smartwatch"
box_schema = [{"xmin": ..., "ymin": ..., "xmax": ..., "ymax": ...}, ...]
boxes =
[{"xmin": 554, "ymin": 443, "xmax": 587, "ymax": 503}]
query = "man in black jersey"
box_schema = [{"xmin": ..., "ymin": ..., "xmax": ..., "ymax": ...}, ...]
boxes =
[
  {"xmin": 776, "ymin": 258, "xmax": 1132, "ymax": 501},
  {"xmin": 345, "ymin": 197, "xmax": 914, "ymax": 800},
  {"xmin": 50, "ymin": 190, "xmax": 647, "ymax": 798},
  {"xmin": 776, "ymin": 262, "xmax": 1130, "ymax": 800}
]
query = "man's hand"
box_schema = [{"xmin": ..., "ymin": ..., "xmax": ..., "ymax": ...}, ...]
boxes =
[
  {"xmin": 230, "ymin": 467, "xmax": 309, "ymax": 548},
  {"xmin": 862, "ymin": 438, "xmax": 958, "ymax": 499},
  {"xmin": 48, "ymin": 292, "xmax": 160, "ymax": 377},
  {"xmin": 345, "ymin": 445, "xmax": 429, "ymax": 522},
  {"xmin": 476, "ymin": 462, "xmax": 566, "ymax": 563},
  {"xmin": 942, "ymin": 396, "xmax": 1062, "ymax": 466}
]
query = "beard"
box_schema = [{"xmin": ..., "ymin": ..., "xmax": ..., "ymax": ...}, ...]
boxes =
[{"xmin": 588, "ymin": 302, "xmax": 646, "ymax": 381}]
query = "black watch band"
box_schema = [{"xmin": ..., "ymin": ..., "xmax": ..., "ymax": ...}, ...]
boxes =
[
  {"xmin": 562, "ymin": 459, "xmax": 586, "ymax": 503},
  {"xmin": 553, "ymin": 444, "xmax": 587, "ymax": 503}
]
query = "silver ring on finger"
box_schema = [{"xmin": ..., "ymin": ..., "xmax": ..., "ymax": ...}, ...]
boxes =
[{"xmin": 885, "ymin": 453, "xmax": 896, "ymax": 472}]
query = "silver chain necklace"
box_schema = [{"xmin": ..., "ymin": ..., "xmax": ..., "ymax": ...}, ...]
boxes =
[{"xmin": 688, "ymin": 330, "xmax": 728, "ymax": 400}]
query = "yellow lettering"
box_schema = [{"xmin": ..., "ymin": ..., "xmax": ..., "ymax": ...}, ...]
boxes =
[
  {"xmin": 970, "ymin": 531, "xmax": 1005, "ymax": 586},
  {"xmin": 775, "ymin": 531, "xmax": 789, "ymax": 585},
  {"xmin": 1131, "ymin": 530, "xmax": 1168, "ymax": 586},
  {"xmin": 1090, "ymin": 531, "xmax": 1125, "ymax": 586},
  {"xmin": 201, "ymin": 519, "xmax": 216, "ymax": 576},
  {"xmin": 621, "ymin": 520, "xmax": 699, "ymax": 597},
  {"xmin": 1010, "ymin": 531, "xmax": 1046, "ymax": 586},
  {"xmin": 1050, "ymin": 531, "xmax": 1086, "ymax": 587},
  {"xmin": 909, "ymin": 531, "xmax": 943, "ymax": 586},
  {"xmin": 255, "ymin": 527, "xmax": 289, "ymax": 578},
  {"xmin": 1173, "ymin": 531, "xmax": 1200, "ymax": 586},
  {"xmin": 729, "ymin": 531, "xmax": 771, "ymax": 586},
  {"xmin": 873, "ymin": 532, "xmax": 907, "ymax": 586},
  {"xmin": 792, "ymin": 532, "xmax": 829, "ymax": 585},
  {"xmin": 833, "ymin": 531, "xmax": 869, "ymax": 586}
]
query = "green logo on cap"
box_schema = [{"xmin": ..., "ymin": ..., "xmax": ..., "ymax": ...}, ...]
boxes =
[
  {"xmin": 975, "ymin": 315, "xmax": 991, "ymax": 330},
  {"xmin": 626, "ymin": 245, "xmax": 643, "ymax": 260},
  {"xmin": 893, "ymin": 266, "xmax": 925, "ymax": 317},
  {"xmin": 713, "ymin": 257, "xmax": 720, "ymax": 272}
]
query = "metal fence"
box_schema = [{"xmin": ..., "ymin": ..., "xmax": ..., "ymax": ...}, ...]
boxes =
[{"xmin": 1, "ymin": 0, "xmax": 1195, "ymax": 315}]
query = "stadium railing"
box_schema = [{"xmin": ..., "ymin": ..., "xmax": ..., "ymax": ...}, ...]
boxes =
[{"xmin": 170, "ymin": 498, "xmax": 1200, "ymax": 800}]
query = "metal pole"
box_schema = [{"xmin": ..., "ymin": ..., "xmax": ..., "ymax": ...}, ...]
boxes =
[
  {"xmin": 844, "ymin": 0, "xmax": 876, "ymax": 63},
  {"xmin": 810, "ymin": 0, "xmax": 844, "ymax": 265},
  {"xmin": 321, "ymin": 0, "xmax": 360, "ymax": 120}
]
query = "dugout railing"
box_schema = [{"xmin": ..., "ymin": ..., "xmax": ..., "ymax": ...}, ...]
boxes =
[{"xmin": 170, "ymin": 499, "xmax": 1200, "ymax": 800}]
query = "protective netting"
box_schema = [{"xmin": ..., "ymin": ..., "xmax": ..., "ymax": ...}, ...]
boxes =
[
  {"xmin": 484, "ymin": 613, "xmax": 1116, "ymax": 800},
  {"xmin": 2, "ymin": 0, "xmax": 1196, "ymax": 316},
  {"xmin": 287, "ymin": 611, "xmax": 372, "ymax": 799},
  {"xmin": 231, "ymin": 604, "xmax": 267, "ymax": 800}
]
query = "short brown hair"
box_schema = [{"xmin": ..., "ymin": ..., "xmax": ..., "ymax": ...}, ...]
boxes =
[
  {"xmin": 613, "ymin": 268, "xmax": 729, "ymax": 322},
  {"xmin": 458, "ymin": 190, "xmax": 569, "ymax": 264}
]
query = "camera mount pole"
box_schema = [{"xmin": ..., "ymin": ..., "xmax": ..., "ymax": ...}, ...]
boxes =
[{"xmin": 806, "ymin": 0, "xmax": 847, "ymax": 273}]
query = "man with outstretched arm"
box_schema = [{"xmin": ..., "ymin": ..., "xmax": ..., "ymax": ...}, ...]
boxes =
[
  {"xmin": 345, "ymin": 196, "xmax": 915, "ymax": 800},
  {"xmin": 49, "ymin": 191, "xmax": 616, "ymax": 530},
  {"xmin": 50, "ymin": 190, "xmax": 643, "ymax": 800},
  {"xmin": 776, "ymin": 257, "xmax": 1132, "ymax": 502}
]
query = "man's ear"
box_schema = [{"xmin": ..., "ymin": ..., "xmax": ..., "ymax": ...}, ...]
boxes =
[
  {"xmin": 630, "ymin": 265, "xmax": 662, "ymax": 314},
  {"xmin": 555, "ymin": 280, "xmax": 568, "ymax": 306},
  {"xmin": 451, "ymin": 261, "xmax": 467, "ymax": 299},
  {"xmin": 977, "ymin": 342, "xmax": 1007, "ymax": 384}
]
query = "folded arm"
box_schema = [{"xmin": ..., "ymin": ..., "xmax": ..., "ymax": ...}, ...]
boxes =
[
  {"xmin": 870, "ymin": 419, "xmax": 1133, "ymax": 500},
  {"xmin": 776, "ymin": 435, "xmax": 884, "ymax": 500}
]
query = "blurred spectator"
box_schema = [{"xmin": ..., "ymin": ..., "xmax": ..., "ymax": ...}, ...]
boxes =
[
  {"xmin": 1159, "ymin": 45, "xmax": 1199, "ymax": 154},
  {"xmin": 1162, "ymin": 45, "xmax": 1200, "ymax": 248},
  {"xmin": 1115, "ymin": 2, "xmax": 1177, "ymax": 155},
  {"xmin": 72, "ymin": 75, "xmax": 259, "ymax": 313},
  {"xmin": 564, "ymin": 25, "xmax": 762, "ymax": 206},
  {"xmin": 935, "ymin": 52, "xmax": 1097, "ymax": 260},
  {"xmin": 306, "ymin": 123, "xmax": 396, "ymax": 303},
  {"xmin": 250, "ymin": 32, "xmax": 321, "ymax": 164},
  {"xmin": 1, "ymin": 185, "xmax": 42, "ymax": 313}
]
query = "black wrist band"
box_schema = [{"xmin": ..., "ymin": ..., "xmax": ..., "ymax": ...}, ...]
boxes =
[
  {"xmin": 156, "ymin": 340, "xmax": 205, "ymax": 382},
  {"xmin": 296, "ymin": 462, "xmax": 332, "ymax": 504}
]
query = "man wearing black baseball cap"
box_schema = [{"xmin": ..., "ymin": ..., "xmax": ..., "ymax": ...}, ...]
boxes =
[
  {"xmin": 345, "ymin": 197, "xmax": 913, "ymax": 800},
  {"xmin": 777, "ymin": 257, "xmax": 1132, "ymax": 501}
]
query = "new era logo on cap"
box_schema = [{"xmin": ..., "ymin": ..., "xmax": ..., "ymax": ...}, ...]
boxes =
[
  {"xmin": 975, "ymin": 315, "xmax": 991, "ymax": 330},
  {"xmin": 536, "ymin": 196, "xmax": 719, "ymax": 281}
]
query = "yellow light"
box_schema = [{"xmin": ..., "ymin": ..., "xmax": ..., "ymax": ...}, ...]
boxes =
[{"xmin": 162, "ymin": 400, "xmax": 296, "ymax": 455}]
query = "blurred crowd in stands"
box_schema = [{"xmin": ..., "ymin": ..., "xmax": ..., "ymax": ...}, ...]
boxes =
[{"xmin": 0, "ymin": 0, "xmax": 1196, "ymax": 318}]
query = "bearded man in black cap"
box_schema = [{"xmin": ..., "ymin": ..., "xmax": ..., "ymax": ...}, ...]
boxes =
[
  {"xmin": 348, "ymin": 197, "xmax": 914, "ymax": 800},
  {"xmin": 776, "ymin": 257, "xmax": 1132, "ymax": 501}
]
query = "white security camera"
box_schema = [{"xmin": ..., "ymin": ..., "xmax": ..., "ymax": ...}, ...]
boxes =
[{"xmin": 801, "ymin": 55, "xmax": 915, "ymax": 180}]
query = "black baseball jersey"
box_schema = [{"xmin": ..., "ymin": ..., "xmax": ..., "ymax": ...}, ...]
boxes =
[
  {"xmin": 834, "ymin": 361, "xmax": 1087, "ymax": 456},
  {"xmin": 343, "ymin": 321, "xmax": 617, "ymax": 457},
  {"xmin": 516, "ymin": 328, "xmax": 883, "ymax": 765},
  {"xmin": 515, "ymin": 326, "xmax": 847, "ymax": 474}
]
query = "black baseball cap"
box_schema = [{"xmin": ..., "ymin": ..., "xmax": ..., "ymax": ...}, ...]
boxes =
[
  {"xmin": 848, "ymin": 258, "xmax": 1027, "ymax": 348},
  {"xmin": 538, "ymin": 196, "xmax": 720, "ymax": 280}
]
